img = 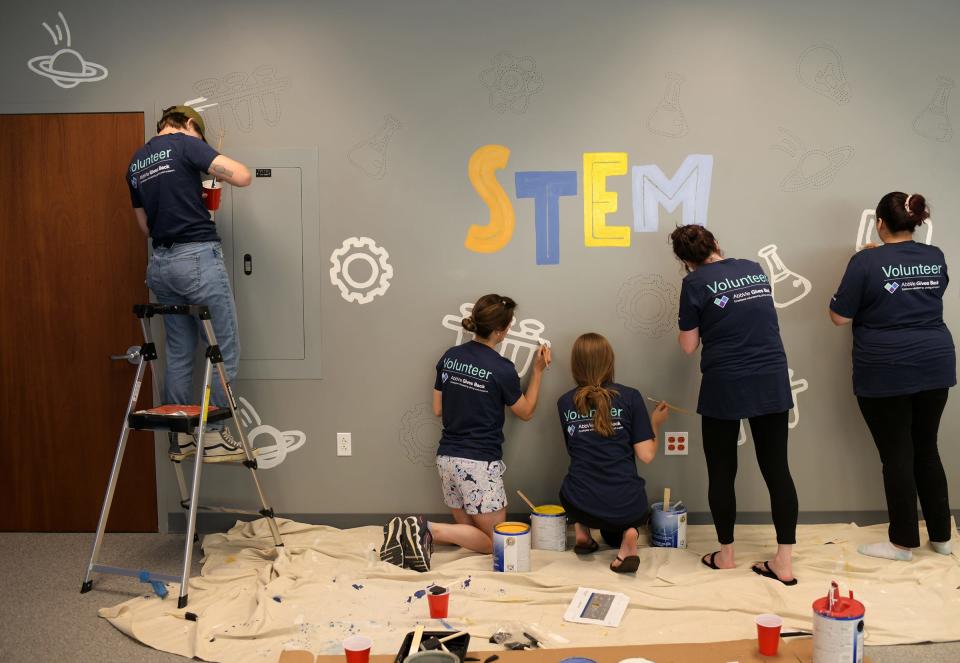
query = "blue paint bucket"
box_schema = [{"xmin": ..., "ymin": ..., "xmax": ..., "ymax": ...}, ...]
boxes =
[{"xmin": 650, "ymin": 500, "xmax": 687, "ymax": 548}]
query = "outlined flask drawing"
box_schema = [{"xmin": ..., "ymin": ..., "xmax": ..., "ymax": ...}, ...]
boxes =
[
  {"xmin": 757, "ymin": 244, "xmax": 812, "ymax": 309},
  {"xmin": 348, "ymin": 115, "xmax": 401, "ymax": 179},
  {"xmin": 913, "ymin": 77, "xmax": 953, "ymax": 142},
  {"xmin": 647, "ymin": 73, "xmax": 688, "ymax": 138},
  {"xmin": 788, "ymin": 368, "xmax": 808, "ymax": 429},
  {"xmin": 737, "ymin": 420, "xmax": 747, "ymax": 446},
  {"xmin": 856, "ymin": 209, "xmax": 933, "ymax": 251}
]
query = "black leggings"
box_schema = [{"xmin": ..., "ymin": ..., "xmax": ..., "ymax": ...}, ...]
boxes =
[
  {"xmin": 856, "ymin": 388, "xmax": 952, "ymax": 548},
  {"xmin": 702, "ymin": 411, "xmax": 798, "ymax": 545}
]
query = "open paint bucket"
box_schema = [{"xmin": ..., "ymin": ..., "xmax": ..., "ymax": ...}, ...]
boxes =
[
  {"xmin": 530, "ymin": 504, "xmax": 566, "ymax": 551},
  {"xmin": 812, "ymin": 581, "xmax": 865, "ymax": 663},
  {"xmin": 493, "ymin": 522, "xmax": 530, "ymax": 572},
  {"xmin": 649, "ymin": 500, "xmax": 687, "ymax": 548}
]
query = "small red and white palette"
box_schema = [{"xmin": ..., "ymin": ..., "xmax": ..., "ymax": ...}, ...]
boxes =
[{"xmin": 664, "ymin": 432, "xmax": 689, "ymax": 456}]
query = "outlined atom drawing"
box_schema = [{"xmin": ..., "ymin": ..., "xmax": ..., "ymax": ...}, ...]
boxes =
[
  {"xmin": 480, "ymin": 52, "xmax": 544, "ymax": 114},
  {"xmin": 330, "ymin": 237, "xmax": 394, "ymax": 305}
]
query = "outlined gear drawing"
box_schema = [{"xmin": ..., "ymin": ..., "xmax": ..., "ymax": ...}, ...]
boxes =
[
  {"xmin": 616, "ymin": 274, "xmax": 679, "ymax": 338},
  {"xmin": 399, "ymin": 402, "xmax": 441, "ymax": 467},
  {"xmin": 329, "ymin": 236, "xmax": 394, "ymax": 304}
]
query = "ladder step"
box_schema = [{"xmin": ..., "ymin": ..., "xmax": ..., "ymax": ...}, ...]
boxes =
[{"xmin": 129, "ymin": 406, "xmax": 233, "ymax": 432}]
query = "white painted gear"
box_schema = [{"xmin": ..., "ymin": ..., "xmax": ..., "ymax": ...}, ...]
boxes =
[{"xmin": 329, "ymin": 236, "xmax": 394, "ymax": 304}]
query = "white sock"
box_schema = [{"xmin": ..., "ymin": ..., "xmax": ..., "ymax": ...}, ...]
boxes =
[
  {"xmin": 930, "ymin": 540, "xmax": 952, "ymax": 555},
  {"xmin": 857, "ymin": 541, "xmax": 913, "ymax": 561}
]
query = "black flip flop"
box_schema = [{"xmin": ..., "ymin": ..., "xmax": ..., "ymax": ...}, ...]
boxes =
[
  {"xmin": 752, "ymin": 560, "xmax": 798, "ymax": 586},
  {"xmin": 701, "ymin": 551, "xmax": 722, "ymax": 570},
  {"xmin": 610, "ymin": 555, "xmax": 640, "ymax": 573},
  {"xmin": 574, "ymin": 538, "xmax": 599, "ymax": 555}
]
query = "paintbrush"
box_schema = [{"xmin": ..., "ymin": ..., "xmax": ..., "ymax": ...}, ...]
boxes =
[
  {"xmin": 516, "ymin": 490, "xmax": 537, "ymax": 512},
  {"xmin": 646, "ymin": 397, "xmax": 695, "ymax": 416}
]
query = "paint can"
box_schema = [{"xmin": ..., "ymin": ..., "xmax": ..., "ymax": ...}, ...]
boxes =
[
  {"xmin": 493, "ymin": 522, "xmax": 531, "ymax": 572},
  {"xmin": 649, "ymin": 500, "xmax": 687, "ymax": 548},
  {"xmin": 530, "ymin": 504, "xmax": 566, "ymax": 551},
  {"xmin": 812, "ymin": 581, "xmax": 865, "ymax": 663}
]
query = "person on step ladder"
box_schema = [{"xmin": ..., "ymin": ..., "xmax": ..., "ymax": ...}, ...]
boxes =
[{"xmin": 127, "ymin": 104, "xmax": 252, "ymax": 462}]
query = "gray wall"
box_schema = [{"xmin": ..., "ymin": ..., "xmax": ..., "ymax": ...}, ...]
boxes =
[{"xmin": 5, "ymin": 0, "xmax": 959, "ymax": 530}]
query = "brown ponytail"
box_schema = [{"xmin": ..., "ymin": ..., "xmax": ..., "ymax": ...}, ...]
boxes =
[
  {"xmin": 571, "ymin": 333, "xmax": 619, "ymax": 437},
  {"xmin": 462, "ymin": 294, "xmax": 516, "ymax": 338}
]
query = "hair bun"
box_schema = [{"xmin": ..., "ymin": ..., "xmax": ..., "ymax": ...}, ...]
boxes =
[
  {"xmin": 905, "ymin": 193, "xmax": 930, "ymax": 226},
  {"xmin": 461, "ymin": 316, "xmax": 477, "ymax": 332}
]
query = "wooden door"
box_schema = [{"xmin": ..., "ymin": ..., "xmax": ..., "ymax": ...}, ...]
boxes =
[{"xmin": 0, "ymin": 113, "xmax": 158, "ymax": 531}]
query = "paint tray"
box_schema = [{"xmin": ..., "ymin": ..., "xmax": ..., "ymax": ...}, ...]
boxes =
[{"xmin": 394, "ymin": 631, "xmax": 471, "ymax": 663}]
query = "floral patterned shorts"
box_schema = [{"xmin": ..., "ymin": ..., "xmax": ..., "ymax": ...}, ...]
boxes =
[{"xmin": 436, "ymin": 455, "xmax": 507, "ymax": 515}]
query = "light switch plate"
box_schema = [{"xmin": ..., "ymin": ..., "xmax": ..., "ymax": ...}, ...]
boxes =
[
  {"xmin": 664, "ymin": 432, "xmax": 689, "ymax": 456},
  {"xmin": 337, "ymin": 432, "xmax": 352, "ymax": 456}
]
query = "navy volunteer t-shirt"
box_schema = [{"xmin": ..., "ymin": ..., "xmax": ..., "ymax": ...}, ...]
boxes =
[
  {"xmin": 557, "ymin": 384, "xmax": 654, "ymax": 525},
  {"xmin": 127, "ymin": 133, "xmax": 220, "ymax": 243},
  {"xmin": 678, "ymin": 258, "xmax": 793, "ymax": 419},
  {"xmin": 830, "ymin": 241, "xmax": 956, "ymax": 397},
  {"xmin": 435, "ymin": 341, "xmax": 523, "ymax": 462}
]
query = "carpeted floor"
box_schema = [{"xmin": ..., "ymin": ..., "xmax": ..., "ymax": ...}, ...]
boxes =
[{"xmin": 0, "ymin": 530, "xmax": 958, "ymax": 663}]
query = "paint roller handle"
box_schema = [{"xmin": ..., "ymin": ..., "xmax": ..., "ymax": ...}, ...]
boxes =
[{"xmin": 516, "ymin": 490, "xmax": 537, "ymax": 512}]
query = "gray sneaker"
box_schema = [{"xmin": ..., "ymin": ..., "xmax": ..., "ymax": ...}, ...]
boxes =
[{"xmin": 200, "ymin": 429, "xmax": 248, "ymax": 463}]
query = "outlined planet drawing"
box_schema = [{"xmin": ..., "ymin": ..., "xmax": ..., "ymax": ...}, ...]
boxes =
[
  {"xmin": 27, "ymin": 13, "xmax": 108, "ymax": 89},
  {"xmin": 28, "ymin": 47, "xmax": 109, "ymax": 89},
  {"xmin": 779, "ymin": 145, "xmax": 854, "ymax": 192}
]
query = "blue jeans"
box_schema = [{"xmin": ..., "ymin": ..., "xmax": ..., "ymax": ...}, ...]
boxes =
[{"xmin": 146, "ymin": 242, "xmax": 240, "ymax": 433}]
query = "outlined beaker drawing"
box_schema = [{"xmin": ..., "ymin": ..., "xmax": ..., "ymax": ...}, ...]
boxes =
[
  {"xmin": 348, "ymin": 115, "xmax": 401, "ymax": 179},
  {"xmin": 913, "ymin": 76, "xmax": 953, "ymax": 142},
  {"xmin": 788, "ymin": 368, "xmax": 808, "ymax": 429},
  {"xmin": 856, "ymin": 209, "xmax": 933, "ymax": 251},
  {"xmin": 647, "ymin": 72, "xmax": 688, "ymax": 138},
  {"xmin": 758, "ymin": 244, "xmax": 811, "ymax": 309}
]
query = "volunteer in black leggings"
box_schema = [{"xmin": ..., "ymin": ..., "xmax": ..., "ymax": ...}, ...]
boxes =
[
  {"xmin": 830, "ymin": 192, "xmax": 955, "ymax": 561},
  {"xmin": 671, "ymin": 225, "xmax": 799, "ymax": 585}
]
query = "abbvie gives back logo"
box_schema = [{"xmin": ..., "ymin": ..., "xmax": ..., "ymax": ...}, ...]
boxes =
[
  {"xmin": 714, "ymin": 295, "xmax": 729, "ymax": 308},
  {"xmin": 884, "ymin": 282, "xmax": 900, "ymax": 294}
]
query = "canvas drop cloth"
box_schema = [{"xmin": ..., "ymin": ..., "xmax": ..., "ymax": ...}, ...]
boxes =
[{"xmin": 99, "ymin": 519, "xmax": 960, "ymax": 662}]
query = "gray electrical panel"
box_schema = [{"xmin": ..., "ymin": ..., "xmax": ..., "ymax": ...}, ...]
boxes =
[{"xmin": 216, "ymin": 148, "xmax": 321, "ymax": 379}]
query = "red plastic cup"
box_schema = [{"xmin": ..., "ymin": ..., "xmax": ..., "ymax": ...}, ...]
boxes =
[
  {"xmin": 343, "ymin": 635, "xmax": 372, "ymax": 663},
  {"xmin": 427, "ymin": 588, "xmax": 450, "ymax": 618},
  {"xmin": 202, "ymin": 180, "xmax": 222, "ymax": 211},
  {"xmin": 755, "ymin": 614, "xmax": 783, "ymax": 656}
]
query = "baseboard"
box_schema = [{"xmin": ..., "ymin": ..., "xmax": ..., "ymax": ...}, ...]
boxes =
[{"xmin": 167, "ymin": 510, "xmax": 960, "ymax": 533}]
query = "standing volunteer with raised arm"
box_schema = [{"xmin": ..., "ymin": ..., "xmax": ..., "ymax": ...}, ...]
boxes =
[
  {"xmin": 671, "ymin": 225, "xmax": 799, "ymax": 586},
  {"xmin": 558, "ymin": 333, "xmax": 670, "ymax": 574},
  {"xmin": 379, "ymin": 294, "xmax": 551, "ymax": 572},
  {"xmin": 127, "ymin": 105, "xmax": 252, "ymax": 462},
  {"xmin": 830, "ymin": 192, "xmax": 955, "ymax": 561}
]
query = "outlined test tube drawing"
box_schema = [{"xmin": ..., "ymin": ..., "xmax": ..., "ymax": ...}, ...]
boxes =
[
  {"xmin": 647, "ymin": 72, "xmax": 688, "ymax": 138},
  {"xmin": 348, "ymin": 115, "xmax": 401, "ymax": 179},
  {"xmin": 788, "ymin": 368, "xmax": 809, "ymax": 429},
  {"xmin": 758, "ymin": 244, "xmax": 812, "ymax": 309},
  {"xmin": 913, "ymin": 76, "xmax": 953, "ymax": 142}
]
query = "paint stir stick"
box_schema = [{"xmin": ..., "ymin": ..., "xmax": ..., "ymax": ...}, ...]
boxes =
[
  {"xmin": 516, "ymin": 490, "xmax": 537, "ymax": 512},
  {"xmin": 410, "ymin": 624, "xmax": 424, "ymax": 653},
  {"xmin": 646, "ymin": 397, "xmax": 695, "ymax": 416},
  {"xmin": 663, "ymin": 487, "xmax": 671, "ymax": 512}
]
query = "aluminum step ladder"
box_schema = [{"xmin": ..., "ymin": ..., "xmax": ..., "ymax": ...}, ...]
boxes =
[{"xmin": 81, "ymin": 303, "xmax": 283, "ymax": 608}]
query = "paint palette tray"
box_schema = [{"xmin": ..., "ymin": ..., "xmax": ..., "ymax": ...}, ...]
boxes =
[{"xmin": 394, "ymin": 631, "xmax": 471, "ymax": 663}]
